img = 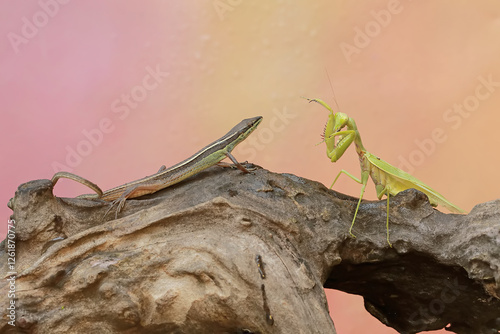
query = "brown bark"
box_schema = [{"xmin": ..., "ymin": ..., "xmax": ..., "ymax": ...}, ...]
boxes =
[{"xmin": 1, "ymin": 165, "xmax": 499, "ymax": 333}]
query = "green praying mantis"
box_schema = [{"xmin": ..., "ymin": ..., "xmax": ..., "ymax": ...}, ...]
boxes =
[{"xmin": 306, "ymin": 98, "xmax": 465, "ymax": 246}]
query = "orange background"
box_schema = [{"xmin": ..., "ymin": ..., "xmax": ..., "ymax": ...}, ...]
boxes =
[{"xmin": 1, "ymin": 1, "xmax": 499, "ymax": 333}]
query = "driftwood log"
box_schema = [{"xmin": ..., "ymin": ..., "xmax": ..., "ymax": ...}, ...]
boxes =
[{"xmin": 1, "ymin": 165, "xmax": 499, "ymax": 334}]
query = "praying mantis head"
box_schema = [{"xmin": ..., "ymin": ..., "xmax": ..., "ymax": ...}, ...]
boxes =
[
  {"xmin": 331, "ymin": 112, "xmax": 350, "ymax": 133},
  {"xmin": 305, "ymin": 97, "xmax": 364, "ymax": 161}
]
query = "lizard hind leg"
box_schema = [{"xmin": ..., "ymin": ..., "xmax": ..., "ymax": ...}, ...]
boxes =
[
  {"xmin": 103, "ymin": 183, "xmax": 166, "ymax": 219},
  {"xmin": 103, "ymin": 185, "xmax": 139, "ymax": 219},
  {"xmin": 103, "ymin": 198, "xmax": 124, "ymax": 220}
]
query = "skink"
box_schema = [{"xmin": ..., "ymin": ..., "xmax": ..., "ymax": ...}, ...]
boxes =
[{"xmin": 52, "ymin": 116, "xmax": 262, "ymax": 217}]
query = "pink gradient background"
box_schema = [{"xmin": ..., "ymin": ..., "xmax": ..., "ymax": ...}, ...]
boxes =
[{"xmin": 1, "ymin": 1, "xmax": 499, "ymax": 333}]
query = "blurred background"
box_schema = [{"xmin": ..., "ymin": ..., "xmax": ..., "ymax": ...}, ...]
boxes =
[{"xmin": 1, "ymin": 1, "xmax": 499, "ymax": 333}]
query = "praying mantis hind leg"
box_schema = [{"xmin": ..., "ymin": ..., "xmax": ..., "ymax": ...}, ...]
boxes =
[
  {"xmin": 331, "ymin": 169, "xmax": 370, "ymax": 239},
  {"xmin": 386, "ymin": 194, "xmax": 391, "ymax": 247},
  {"xmin": 375, "ymin": 184, "xmax": 392, "ymax": 247}
]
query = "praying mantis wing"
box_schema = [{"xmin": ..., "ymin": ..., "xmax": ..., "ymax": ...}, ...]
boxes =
[{"xmin": 364, "ymin": 152, "xmax": 465, "ymax": 214}]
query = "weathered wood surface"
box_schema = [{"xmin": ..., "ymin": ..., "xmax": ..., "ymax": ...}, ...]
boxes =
[{"xmin": 1, "ymin": 166, "xmax": 499, "ymax": 333}]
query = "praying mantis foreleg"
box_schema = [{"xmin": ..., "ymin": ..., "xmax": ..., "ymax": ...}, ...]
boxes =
[{"xmin": 324, "ymin": 129, "xmax": 356, "ymax": 163}]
